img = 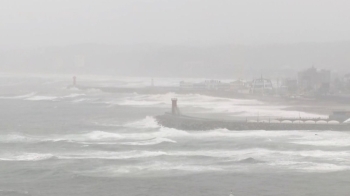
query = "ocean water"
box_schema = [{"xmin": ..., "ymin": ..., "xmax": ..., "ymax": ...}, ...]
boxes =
[{"xmin": 0, "ymin": 74, "xmax": 349, "ymax": 196}]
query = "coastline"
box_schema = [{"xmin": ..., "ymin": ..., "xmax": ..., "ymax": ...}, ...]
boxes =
[
  {"xmin": 76, "ymin": 85, "xmax": 350, "ymax": 117},
  {"xmin": 184, "ymin": 90, "xmax": 350, "ymax": 117}
]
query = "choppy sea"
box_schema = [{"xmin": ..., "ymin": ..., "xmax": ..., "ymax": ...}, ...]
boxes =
[{"xmin": 0, "ymin": 74, "xmax": 349, "ymax": 196}]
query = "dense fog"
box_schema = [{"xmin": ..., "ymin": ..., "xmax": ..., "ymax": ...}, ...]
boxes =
[
  {"xmin": 2, "ymin": 1, "xmax": 350, "ymax": 196},
  {"xmin": 1, "ymin": 0, "xmax": 350, "ymax": 77}
]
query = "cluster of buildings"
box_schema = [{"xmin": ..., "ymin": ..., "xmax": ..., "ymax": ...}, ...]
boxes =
[
  {"xmin": 179, "ymin": 66, "xmax": 350, "ymax": 97},
  {"xmin": 180, "ymin": 80, "xmax": 231, "ymax": 91},
  {"xmin": 284, "ymin": 66, "xmax": 350, "ymax": 96},
  {"xmin": 179, "ymin": 78, "xmax": 273, "ymax": 94}
]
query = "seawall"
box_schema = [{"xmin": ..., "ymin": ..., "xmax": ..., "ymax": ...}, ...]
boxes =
[{"xmin": 156, "ymin": 114, "xmax": 350, "ymax": 131}]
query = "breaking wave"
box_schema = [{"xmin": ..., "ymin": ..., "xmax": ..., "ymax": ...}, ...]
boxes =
[
  {"xmin": 0, "ymin": 134, "xmax": 34, "ymax": 143},
  {"xmin": 25, "ymin": 96, "xmax": 58, "ymax": 101},
  {"xmin": 0, "ymin": 92, "xmax": 85, "ymax": 102},
  {"xmin": 1, "ymin": 148, "xmax": 350, "ymax": 174},
  {"xmin": 0, "ymin": 153, "xmax": 54, "ymax": 161},
  {"xmin": 0, "ymin": 190, "xmax": 30, "ymax": 195},
  {"xmin": 124, "ymin": 116, "xmax": 160, "ymax": 129},
  {"xmin": 0, "ymin": 92, "xmax": 36, "ymax": 99},
  {"xmin": 3, "ymin": 126, "xmax": 350, "ymax": 149},
  {"xmin": 72, "ymin": 98, "xmax": 90, "ymax": 103},
  {"xmin": 268, "ymin": 161, "xmax": 350, "ymax": 173},
  {"xmin": 47, "ymin": 148, "xmax": 350, "ymax": 162},
  {"xmin": 126, "ymin": 121, "xmax": 350, "ymax": 148},
  {"xmin": 79, "ymin": 162, "xmax": 223, "ymax": 177},
  {"xmin": 58, "ymin": 150, "xmax": 167, "ymax": 160},
  {"xmin": 62, "ymin": 93, "xmax": 86, "ymax": 98},
  {"xmin": 121, "ymin": 137, "xmax": 177, "ymax": 146},
  {"xmin": 0, "ymin": 130, "xmax": 177, "ymax": 146},
  {"xmin": 77, "ymin": 131, "xmax": 123, "ymax": 141},
  {"xmin": 0, "ymin": 131, "xmax": 123, "ymax": 144}
]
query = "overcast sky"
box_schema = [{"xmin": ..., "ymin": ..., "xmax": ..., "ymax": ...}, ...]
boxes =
[{"xmin": 1, "ymin": 0, "xmax": 350, "ymax": 48}]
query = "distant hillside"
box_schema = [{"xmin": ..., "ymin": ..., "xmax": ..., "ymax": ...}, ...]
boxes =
[{"xmin": 1, "ymin": 42, "xmax": 350, "ymax": 78}]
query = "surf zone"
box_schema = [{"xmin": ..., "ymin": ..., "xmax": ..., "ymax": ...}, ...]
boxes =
[{"xmin": 156, "ymin": 99, "xmax": 350, "ymax": 131}]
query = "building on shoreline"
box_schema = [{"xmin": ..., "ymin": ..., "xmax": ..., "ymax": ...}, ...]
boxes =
[
  {"xmin": 177, "ymin": 66, "xmax": 350, "ymax": 100},
  {"xmin": 230, "ymin": 79, "xmax": 250, "ymax": 93},
  {"xmin": 180, "ymin": 79, "xmax": 250, "ymax": 92},
  {"xmin": 250, "ymin": 77, "xmax": 274, "ymax": 95}
]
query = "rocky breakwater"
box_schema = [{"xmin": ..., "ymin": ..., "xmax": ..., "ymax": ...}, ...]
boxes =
[{"xmin": 155, "ymin": 114, "xmax": 350, "ymax": 131}]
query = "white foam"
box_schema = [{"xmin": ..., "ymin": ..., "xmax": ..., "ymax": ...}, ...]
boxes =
[
  {"xmin": 72, "ymin": 98, "xmax": 89, "ymax": 103},
  {"xmin": 67, "ymin": 131, "xmax": 124, "ymax": 142},
  {"xmin": 118, "ymin": 100, "xmax": 163, "ymax": 106},
  {"xmin": 1, "ymin": 147, "xmax": 348, "ymax": 173},
  {"xmin": 0, "ymin": 134, "xmax": 31, "ymax": 143},
  {"xmin": 299, "ymin": 163, "xmax": 350, "ymax": 172},
  {"xmin": 0, "ymin": 133, "xmax": 50, "ymax": 144},
  {"xmin": 154, "ymin": 127, "xmax": 350, "ymax": 148},
  {"xmin": 292, "ymin": 140, "xmax": 350, "ymax": 147},
  {"xmin": 51, "ymin": 148, "xmax": 350, "ymax": 163},
  {"xmin": 63, "ymin": 93, "xmax": 85, "ymax": 98},
  {"xmin": 26, "ymin": 96, "xmax": 57, "ymax": 101},
  {"xmin": 58, "ymin": 150, "xmax": 166, "ymax": 160},
  {"xmin": 0, "ymin": 92, "xmax": 84, "ymax": 101},
  {"xmin": 82, "ymin": 162, "xmax": 222, "ymax": 176},
  {"xmin": 0, "ymin": 153, "xmax": 54, "ymax": 161},
  {"xmin": 68, "ymin": 129, "xmax": 186, "ymax": 144},
  {"xmin": 121, "ymin": 137, "xmax": 177, "ymax": 146},
  {"xmin": 156, "ymin": 127, "xmax": 302, "ymax": 139},
  {"xmin": 124, "ymin": 116, "xmax": 160, "ymax": 129},
  {"xmin": 0, "ymin": 92, "xmax": 36, "ymax": 99},
  {"xmin": 0, "ymin": 130, "xmax": 175, "ymax": 145},
  {"xmin": 289, "ymin": 131, "xmax": 350, "ymax": 147},
  {"xmin": 268, "ymin": 161, "xmax": 350, "ymax": 172},
  {"xmin": 0, "ymin": 131, "xmax": 125, "ymax": 144}
]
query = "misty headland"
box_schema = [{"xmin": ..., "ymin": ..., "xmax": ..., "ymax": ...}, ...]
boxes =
[{"xmin": 1, "ymin": 42, "xmax": 350, "ymax": 78}]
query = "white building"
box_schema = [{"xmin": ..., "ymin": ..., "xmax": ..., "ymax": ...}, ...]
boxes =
[{"xmin": 250, "ymin": 77, "xmax": 274, "ymax": 94}]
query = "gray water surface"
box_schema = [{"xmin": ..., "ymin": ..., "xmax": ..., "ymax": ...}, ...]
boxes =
[{"xmin": 0, "ymin": 75, "xmax": 349, "ymax": 196}]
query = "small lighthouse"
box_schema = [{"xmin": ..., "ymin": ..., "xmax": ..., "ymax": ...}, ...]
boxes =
[{"xmin": 171, "ymin": 98, "xmax": 179, "ymax": 115}]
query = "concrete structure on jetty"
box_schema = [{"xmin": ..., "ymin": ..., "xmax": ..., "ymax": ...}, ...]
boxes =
[{"xmin": 155, "ymin": 99, "xmax": 350, "ymax": 131}]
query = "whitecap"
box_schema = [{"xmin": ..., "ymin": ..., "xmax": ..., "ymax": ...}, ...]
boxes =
[
  {"xmin": 124, "ymin": 116, "xmax": 160, "ymax": 129},
  {"xmin": 26, "ymin": 96, "xmax": 57, "ymax": 101},
  {"xmin": 0, "ymin": 133, "xmax": 42, "ymax": 143},
  {"xmin": 0, "ymin": 153, "xmax": 54, "ymax": 161},
  {"xmin": 268, "ymin": 161, "xmax": 350, "ymax": 172},
  {"xmin": 72, "ymin": 98, "xmax": 89, "ymax": 103},
  {"xmin": 68, "ymin": 131, "xmax": 124, "ymax": 142},
  {"xmin": 0, "ymin": 92, "xmax": 36, "ymax": 99},
  {"xmin": 121, "ymin": 137, "xmax": 177, "ymax": 146},
  {"xmin": 80, "ymin": 162, "xmax": 222, "ymax": 177},
  {"xmin": 289, "ymin": 131, "xmax": 350, "ymax": 147},
  {"xmin": 62, "ymin": 93, "xmax": 85, "ymax": 98},
  {"xmin": 58, "ymin": 150, "xmax": 166, "ymax": 160}
]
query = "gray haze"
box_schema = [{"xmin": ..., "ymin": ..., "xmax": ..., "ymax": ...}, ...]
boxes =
[{"xmin": 1, "ymin": 0, "xmax": 350, "ymax": 76}]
